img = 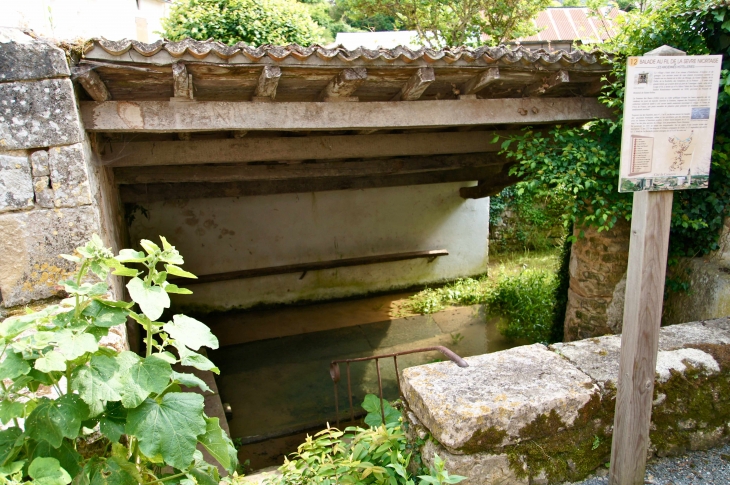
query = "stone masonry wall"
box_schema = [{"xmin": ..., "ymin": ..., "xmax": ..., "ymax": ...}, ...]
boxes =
[
  {"xmin": 403, "ymin": 318, "xmax": 730, "ymax": 484},
  {"xmin": 563, "ymin": 220, "xmax": 630, "ymax": 341},
  {"xmin": 0, "ymin": 28, "xmax": 124, "ymax": 337}
]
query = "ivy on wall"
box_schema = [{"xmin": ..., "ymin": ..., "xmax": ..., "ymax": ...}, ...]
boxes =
[{"xmin": 501, "ymin": 0, "xmax": 730, "ymax": 258}]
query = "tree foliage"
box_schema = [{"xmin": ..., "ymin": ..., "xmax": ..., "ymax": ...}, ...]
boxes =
[
  {"xmin": 161, "ymin": 0, "xmax": 327, "ymax": 46},
  {"xmin": 336, "ymin": 0, "xmax": 553, "ymax": 47},
  {"xmin": 0, "ymin": 235, "xmax": 237, "ymax": 484},
  {"xmin": 501, "ymin": 0, "xmax": 730, "ymax": 258}
]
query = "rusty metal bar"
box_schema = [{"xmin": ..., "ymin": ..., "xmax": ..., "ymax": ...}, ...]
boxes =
[{"xmin": 329, "ymin": 345, "xmax": 469, "ymax": 427}]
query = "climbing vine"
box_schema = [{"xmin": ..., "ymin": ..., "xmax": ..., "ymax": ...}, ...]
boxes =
[{"xmin": 500, "ymin": 0, "xmax": 730, "ymax": 257}]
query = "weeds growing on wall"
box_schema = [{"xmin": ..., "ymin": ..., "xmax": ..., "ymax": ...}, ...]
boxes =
[
  {"xmin": 0, "ymin": 235, "xmax": 237, "ymax": 484},
  {"xmin": 265, "ymin": 395, "xmax": 465, "ymax": 485},
  {"xmin": 406, "ymin": 257, "xmax": 560, "ymax": 344},
  {"xmin": 489, "ymin": 182, "xmax": 571, "ymax": 253},
  {"xmin": 499, "ymin": 0, "xmax": 730, "ymax": 259}
]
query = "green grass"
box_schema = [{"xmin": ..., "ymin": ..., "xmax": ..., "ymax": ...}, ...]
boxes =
[{"xmin": 406, "ymin": 249, "xmax": 561, "ymax": 344}]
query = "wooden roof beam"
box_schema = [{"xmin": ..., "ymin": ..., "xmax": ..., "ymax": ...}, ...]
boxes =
[
  {"xmin": 525, "ymin": 70, "xmax": 570, "ymax": 97},
  {"xmin": 462, "ymin": 67, "xmax": 500, "ymax": 96},
  {"xmin": 459, "ymin": 165, "xmax": 520, "ymax": 199},
  {"xmin": 100, "ymin": 130, "xmax": 518, "ymax": 167},
  {"xmin": 80, "ymin": 97, "xmax": 613, "ymax": 132},
  {"xmin": 172, "ymin": 62, "xmax": 193, "ymax": 100},
  {"xmin": 319, "ymin": 68, "xmax": 367, "ymax": 102},
  {"xmin": 74, "ymin": 68, "xmax": 112, "ymax": 102},
  {"xmin": 119, "ymin": 164, "xmax": 504, "ymax": 203},
  {"xmin": 392, "ymin": 67, "xmax": 435, "ymax": 101},
  {"xmin": 253, "ymin": 66, "xmax": 281, "ymax": 101},
  {"xmin": 113, "ymin": 152, "xmax": 507, "ymax": 184}
]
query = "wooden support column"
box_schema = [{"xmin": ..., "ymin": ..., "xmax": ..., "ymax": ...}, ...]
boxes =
[
  {"xmin": 74, "ymin": 68, "xmax": 112, "ymax": 101},
  {"xmin": 319, "ymin": 68, "xmax": 367, "ymax": 101},
  {"xmin": 609, "ymin": 191, "xmax": 673, "ymax": 484},
  {"xmin": 525, "ymin": 70, "xmax": 569, "ymax": 96},
  {"xmin": 253, "ymin": 66, "xmax": 281, "ymax": 101},
  {"xmin": 392, "ymin": 67, "xmax": 435, "ymax": 101},
  {"xmin": 462, "ymin": 68, "xmax": 499, "ymax": 96},
  {"xmin": 172, "ymin": 62, "xmax": 193, "ymax": 100}
]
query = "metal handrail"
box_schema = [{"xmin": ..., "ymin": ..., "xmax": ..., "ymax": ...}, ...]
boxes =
[{"xmin": 329, "ymin": 346, "xmax": 469, "ymax": 426}]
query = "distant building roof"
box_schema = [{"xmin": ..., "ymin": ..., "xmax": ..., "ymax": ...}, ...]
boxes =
[
  {"xmin": 334, "ymin": 31, "xmax": 422, "ymax": 50},
  {"xmin": 518, "ymin": 7, "xmax": 621, "ymax": 44}
]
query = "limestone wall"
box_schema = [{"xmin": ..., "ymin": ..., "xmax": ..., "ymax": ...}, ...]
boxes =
[
  {"xmin": 402, "ymin": 318, "xmax": 730, "ymax": 484},
  {"xmin": 0, "ymin": 28, "xmax": 124, "ymax": 316}
]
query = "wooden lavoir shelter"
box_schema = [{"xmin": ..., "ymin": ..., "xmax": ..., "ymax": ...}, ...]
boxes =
[{"xmin": 73, "ymin": 39, "xmax": 613, "ymax": 312}]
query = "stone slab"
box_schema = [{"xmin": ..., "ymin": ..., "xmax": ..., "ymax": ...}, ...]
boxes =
[
  {"xmin": 421, "ymin": 440, "xmax": 527, "ymax": 485},
  {"xmin": 0, "ymin": 28, "xmax": 70, "ymax": 82},
  {"xmin": 0, "ymin": 206, "xmax": 100, "ymax": 306},
  {"xmin": 0, "ymin": 78, "xmax": 82, "ymax": 150},
  {"xmin": 401, "ymin": 344, "xmax": 598, "ymax": 452},
  {"xmin": 48, "ymin": 143, "xmax": 91, "ymax": 207},
  {"xmin": 551, "ymin": 325, "xmax": 727, "ymax": 389},
  {"xmin": 29, "ymin": 149, "xmax": 49, "ymax": 176},
  {"xmin": 0, "ymin": 153, "xmax": 33, "ymax": 212},
  {"xmin": 551, "ymin": 335, "xmax": 621, "ymax": 390}
]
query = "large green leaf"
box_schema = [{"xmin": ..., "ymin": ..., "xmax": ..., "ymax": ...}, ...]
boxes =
[
  {"xmin": 125, "ymin": 393, "xmax": 206, "ymax": 470},
  {"xmin": 28, "ymin": 457, "xmax": 72, "ymax": 485},
  {"xmin": 171, "ymin": 372, "xmax": 211, "ymax": 393},
  {"xmin": 0, "ymin": 401, "xmax": 24, "ymax": 425},
  {"xmin": 115, "ymin": 249, "xmax": 146, "ymax": 263},
  {"xmin": 115, "ymin": 352, "xmax": 149, "ymax": 409},
  {"xmin": 0, "ymin": 427, "xmax": 23, "ymax": 466},
  {"xmin": 128, "ymin": 355, "xmax": 172, "ymax": 395},
  {"xmin": 0, "ymin": 350, "xmax": 30, "ymax": 380},
  {"xmin": 163, "ymin": 315, "xmax": 219, "ymax": 351},
  {"xmin": 126, "ymin": 277, "xmax": 169, "ymax": 321},
  {"xmin": 82, "ymin": 301, "xmax": 129, "ymax": 328},
  {"xmin": 99, "ymin": 402, "xmax": 127, "ymax": 443},
  {"xmin": 26, "ymin": 395, "xmax": 89, "ymax": 448},
  {"xmin": 177, "ymin": 346, "xmax": 219, "ymax": 374},
  {"xmin": 35, "ymin": 350, "xmax": 67, "ymax": 373},
  {"xmin": 55, "ymin": 330, "xmax": 98, "ymax": 361},
  {"xmin": 28, "ymin": 439, "xmax": 82, "ymax": 478},
  {"xmin": 71, "ymin": 355, "xmax": 123, "ymax": 415},
  {"xmin": 198, "ymin": 417, "xmax": 237, "ymax": 473},
  {"xmin": 0, "ymin": 314, "xmax": 37, "ymax": 340},
  {"xmin": 84, "ymin": 457, "xmax": 139, "ymax": 485}
]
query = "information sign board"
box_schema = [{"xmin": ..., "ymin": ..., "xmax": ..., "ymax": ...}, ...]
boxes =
[{"xmin": 619, "ymin": 55, "xmax": 722, "ymax": 192}]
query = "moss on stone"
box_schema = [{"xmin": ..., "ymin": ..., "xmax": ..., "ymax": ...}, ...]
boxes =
[
  {"xmin": 503, "ymin": 391, "xmax": 614, "ymax": 482},
  {"xmin": 458, "ymin": 426, "xmax": 508, "ymax": 454}
]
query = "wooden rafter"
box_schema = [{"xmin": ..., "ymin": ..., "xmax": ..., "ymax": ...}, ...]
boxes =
[
  {"xmin": 319, "ymin": 68, "xmax": 367, "ymax": 101},
  {"xmin": 392, "ymin": 67, "xmax": 435, "ymax": 101}
]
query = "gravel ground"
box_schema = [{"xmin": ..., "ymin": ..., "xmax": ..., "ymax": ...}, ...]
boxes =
[{"xmin": 568, "ymin": 443, "xmax": 730, "ymax": 484}]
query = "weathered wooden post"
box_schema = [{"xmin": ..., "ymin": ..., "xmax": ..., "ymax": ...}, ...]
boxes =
[{"xmin": 609, "ymin": 46, "xmax": 722, "ymax": 484}]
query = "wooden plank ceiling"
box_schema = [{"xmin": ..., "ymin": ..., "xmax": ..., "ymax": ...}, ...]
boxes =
[{"xmin": 76, "ymin": 39, "xmax": 614, "ymax": 201}]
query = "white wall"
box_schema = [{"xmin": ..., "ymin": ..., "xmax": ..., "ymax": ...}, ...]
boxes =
[
  {"xmin": 128, "ymin": 182, "xmax": 490, "ymax": 312},
  {"xmin": 0, "ymin": 0, "xmax": 169, "ymax": 42}
]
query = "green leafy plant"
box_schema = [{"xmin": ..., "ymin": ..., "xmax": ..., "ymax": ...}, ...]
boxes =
[
  {"xmin": 488, "ymin": 269, "xmax": 557, "ymax": 344},
  {"xmin": 0, "ymin": 235, "xmax": 237, "ymax": 484},
  {"xmin": 362, "ymin": 394, "xmax": 401, "ymax": 428},
  {"xmin": 266, "ymin": 395, "xmax": 465, "ymax": 485},
  {"xmin": 161, "ymin": 0, "xmax": 327, "ymax": 46}
]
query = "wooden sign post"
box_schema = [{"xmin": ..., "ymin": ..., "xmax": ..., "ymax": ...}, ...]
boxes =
[{"xmin": 609, "ymin": 46, "xmax": 723, "ymax": 484}]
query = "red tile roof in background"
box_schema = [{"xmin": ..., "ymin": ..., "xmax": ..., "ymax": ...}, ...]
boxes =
[{"xmin": 518, "ymin": 7, "xmax": 620, "ymax": 43}]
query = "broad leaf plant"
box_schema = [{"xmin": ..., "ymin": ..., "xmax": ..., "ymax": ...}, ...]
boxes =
[{"xmin": 0, "ymin": 235, "xmax": 237, "ymax": 484}]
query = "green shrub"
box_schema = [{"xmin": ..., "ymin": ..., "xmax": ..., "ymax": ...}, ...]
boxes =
[
  {"xmin": 488, "ymin": 269, "xmax": 557, "ymax": 344},
  {"xmin": 266, "ymin": 395, "xmax": 465, "ymax": 485},
  {"xmin": 0, "ymin": 235, "xmax": 237, "ymax": 484},
  {"xmin": 161, "ymin": 0, "xmax": 327, "ymax": 46}
]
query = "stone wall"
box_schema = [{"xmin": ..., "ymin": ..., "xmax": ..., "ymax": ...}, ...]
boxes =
[
  {"xmin": 563, "ymin": 221, "xmax": 630, "ymax": 341},
  {"xmin": 402, "ymin": 318, "xmax": 730, "ymax": 484},
  {"xmin": 0, "ymin": 28, "xmax": 125, "ymax": 341}
]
